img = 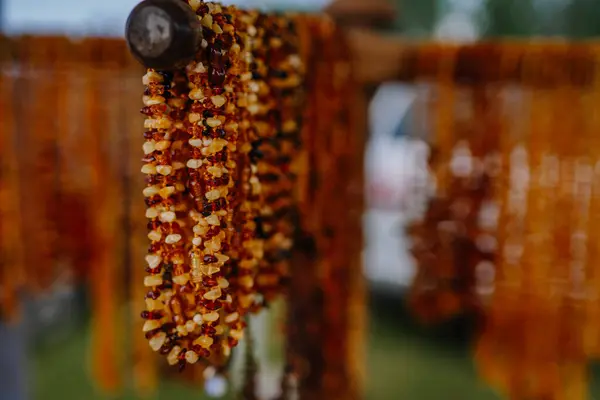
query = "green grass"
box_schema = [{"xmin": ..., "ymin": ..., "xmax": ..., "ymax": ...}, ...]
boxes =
[{"xmin": 40, "ymin": 293, "xmax": 599, "ymax": 400}]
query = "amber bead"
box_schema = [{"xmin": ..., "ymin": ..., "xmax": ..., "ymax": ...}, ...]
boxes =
[
  {"xmin": 141, "ymin": 154, "xmax": 156, "ymax": 163},
  {"xmin": 147, "ymin": 221, "xmax": 162, "ymax": 231},
  {"xmin": 206, "ymin": 176, "xmax": 229, "ymax": 187},
  {"xmin": 209, "ymin": 42, "xmax": 224, "ymax": 66},
  {"xmin": 146, "ymin": 290, "xmax": 161, "ymax": 300},
  {"xmin": 146, "ymin": 175, "xmax": 161, "ymax": 185},
  {"xmin": 209, "ymin": 67, "xmax": 226, "ymax": 88},
  {"xmin": 192, "ymin": 345, "xmax": 210, "ymax": 358},
  {"xmin": 162, "ymin": 323, "xmax": 176, "ymax": 332},
  {"xmin": 143, "ymin": 130, "xmax": 155, "ymax": 139},
  {"xmin": 188, "ymin": 124, "xmax": 203, "ymax": 137},
  {"xmin": 141, "ymin": 310, "xmax": 163, "ymax": 320},
  {"xmin": 203, "ymin": 277, "xmax": 218, "ymax": 287},
  {"xmin": 145, "ymin": 328, "xmax": 162, "ymax": 340},
  {"xmin": 201, "ymin": 325, "xmax": 217, "ymax": 336},
  {"xmin": 145, "ymin": 266, "xmax": 162, "ymax": 274},
  {"xmin": 202, "ymin": 300, "xmax": 222, "ymax": 311},
  {"xmin": 206, "ymin": 150, "xmax": 228, "ymax": 163},
  {"xmin": 189, "ymin": 182, "xmax": 203, "ymax": 199},
  {"xmin": 203, "ymin": 254, "xmax": 218, "ymax": 264},
  {"xmin": 211, "ymin": 128, "xmax": 227, "ymax": 139},
  {"xmin": 202, "ymin": 198, "xmax": 227, "ymax": 216}
]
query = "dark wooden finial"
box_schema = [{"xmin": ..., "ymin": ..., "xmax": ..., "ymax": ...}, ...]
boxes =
[{"xmin": 125, "ymin": 0, "xmax": 201, "ymax": 70}]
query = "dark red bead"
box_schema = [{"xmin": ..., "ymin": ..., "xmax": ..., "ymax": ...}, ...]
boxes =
[
  {"xmin": 211, "ymin": 128, "xmax": 227, "ymax": 139},
  {"xmin": 145, "ymin": 266, "xmax": 161, "ymax": 274},
  {"xmin": 141, "ymin": 310, "xmax": 163, "ymax": 320},
  {"xmin": 203, "ymin": 254, "xmax": 218, "ymax": 264},
  {"xmin": 206, "ymin": 150, "xmax": 227, "ymax": 163},
  {"xmin": 143, "ymin": 130, "xmax": 155, "ymax": 139},
  {"xmin": 146, "ymin": 290, "xmax": 161, "ymax": 300},
  {"xmin": 203, "ymin": 300, "xmax": 221, "ymax": 311},
  {"xmin": 147, "ymin": 221, "xmax": 162, "ymax": 231},
  {"xmin": 201, "ymin": 325, "xmax": 217, "ymax": 336},
  {"xmin": 144, "ymin": 328, "xmax": 161, "ymax": 339},
  {"xmin": 192, "ymin": 345, "xmax": 210, "ymax": 358},
  {"xmin": 203, "ymin": 277, "xmax": 218, "ymax": 286}
]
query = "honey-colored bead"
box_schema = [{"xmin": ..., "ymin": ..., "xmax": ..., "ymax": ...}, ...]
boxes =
[
  {"xmin": 207, "ymin": 166, "xmax": 224, "ymax": 177},
  {"xmin": 143, "ymin": 185, "xmax": 160, "ymax": 197},
  {"xmin": 141, "ymin": 163, "xmax": 156, "ymax": 174},
  {"xmin": 203, "ymin": 288, "xmax": 222, "ymax": 301},
  {"xmin": 159, "ymin": 211, "xmax": 176, "ymax": 223},
  {"xmin": 229, "ymin": 329, "xmax": 244, "ymax": 341},
  {"xmin": 194, "ymin": 335, "xmax": 214, "ymax": 349},
  {"xmin": 205, "ymin": 189, "xmax": 222, "ymax": 201},
  {"xmin": 176, "ymin": 325, "xmax": 188, "ymax": 336},
  {"xmin": 145, "ymin": 298, "xmax": 164, "ymax": 311},
  {"xmin": 143, "ymin": 140, "xmax": 156, "ymax": 155},
  {"xmin": 144, "ymin": 275, "xmax": 163, "ymax": 287},
  {"xmin": 143, "ymin": 319, "xmax": 161, "ymax": 332},
  {"xmin": 204, "ymin": 238, "xmax": 222, "ymax": 252},
  {"xmin": 217, "ymin": 277, "xmax": 229, "ymax": 289},
  {"xmin": 147, "ymin": 230, "xmax": 161, "ymax": 241},
  {"xmin": 200, "ymin": 264, "xmax": 221, "ymax": 276},
  {"xmin": 206, "ymin": 214, "xmax": 220, "ymax": 226},
  {"xmin": 149, "ymin": 332, "xmax": 166, "ymax": 351},
  {"xmin": 206, "ymin": 117, "xmax": 222, "ymax": 128},
  {"xmin": 165, "ymin": 234, "xmax": 182, "ymax": 244},
  {"xmin": 145, "ymin": 207, "xmax": 159, "ymax": 219},
  {"xmin": 167, "ymin": 346, "xmax": 181, "ymax": 366},
  {"xmin": 211, "ymin": 95, "xmax": 227, "ymax": 108},
  {"xmin": 172, "ymin": 273, "xmax": 190, "ymax": 286},
  {"xmin": 156, "ymin": 165, "xmax": 173, "ymax": 176},
  {"xmin": 202, "ymin": 311, "xmax": 220, "ymax": 323},
  {"xmin": 224, "ymin": 312, "xmax": 239, "ymax": 324},
  {"xmin": 201, "ymin": 14, "xmax": 213, "ymax": 29},
  {"xmin": 159, "ymin": 186, "xmax": 175, "ymax": 199},
  {"xmin": 185, "ymin": 320, "xmax": 196, "ymax": 333},
  {"xmin": 185, "ymin": 351, "xmax": 199, "ymax": 364},
  {"xmin": 145, "ymin": 254, "xmax": 162, "ymax": 268},
  {"xmin": 155, "ymin": 140, "xmax": 171, "ymax": 151},
  {"xmin": 187, "ymin": 158, "xmax": 202, "ymax": 169}
]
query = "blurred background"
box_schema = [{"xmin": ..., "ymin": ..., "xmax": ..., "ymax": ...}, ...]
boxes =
[{"xmin": 2, "ymin": 0, "xmax": 600, "ymax": 399}]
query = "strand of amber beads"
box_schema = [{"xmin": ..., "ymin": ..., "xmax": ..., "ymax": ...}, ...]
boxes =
[
  {"xmin": 141, "ymin": 69, "xmax": 197, "ymax": 368},
  {"xmin": 185, "ymin": 0, "xmax": 242, "ymax": 359},
  {"xmin": 213, "ymin": 4, "xmax": 252, "ymax": 358},
  {"xmin": 254, "ymin": 14, "xmax": 304, "ymax": 305},
  {"xmin": 220, "ymin": 9, "xmax": 272, "ymax": 355}
]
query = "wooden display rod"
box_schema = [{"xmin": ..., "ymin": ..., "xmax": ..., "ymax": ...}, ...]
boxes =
[{"xmin": 348, "ymin": 28, "xmax": 598, "ymax": 87}]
